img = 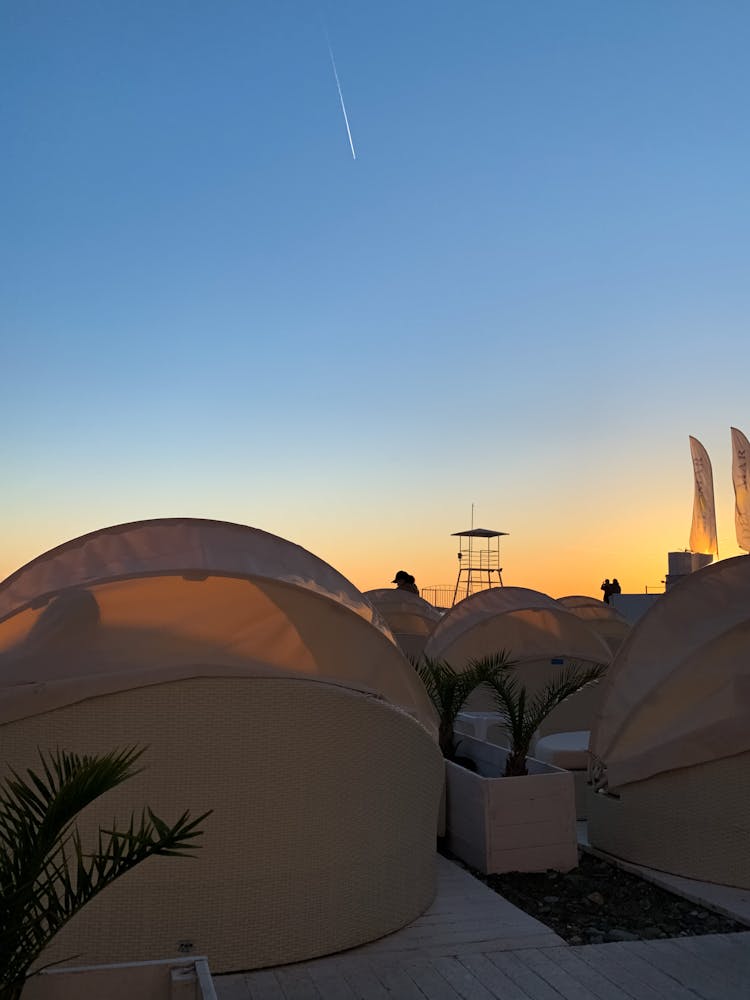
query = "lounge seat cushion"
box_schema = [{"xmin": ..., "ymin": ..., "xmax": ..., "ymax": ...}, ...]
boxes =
[{"xmin": 534, "ymin": 730, "xmax": 590, "ymax": 770}]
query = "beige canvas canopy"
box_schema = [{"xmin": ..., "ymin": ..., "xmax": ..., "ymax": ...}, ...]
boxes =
[
  {"xmin": 556, "ymin": 597, "xmax": 631, "ymax": 656},
  {"xmin": 590, "ymin": 554, "xmax": 750, "ymax": 789},
  {"xmin": 364, "ymin": 589, "xmax": 441, "ymax": 658},
  {"xmin": 423, "ymin": 586, "xmax": 612, "ymax": 667},
  {"xmin": 557, "ymin": 595, "xmax": 608, "ymax": 610},
  {"xmin": 0, "ymin": 518, "xmax": 437, "ymax": 733}
]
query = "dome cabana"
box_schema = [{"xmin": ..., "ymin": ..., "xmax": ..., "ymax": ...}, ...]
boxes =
[
  {"xmin": 364, "ymin": 588, "xmax": 441, "ymax": 660},
  {"xmin": 0, "ymin": 519, "xmax": 442, "ymax": 972},
  {"xmin": 557, "ymin": 596, "xmax": 605, "ymax": 609},
  {"xmin": 557, "ymin": 596, "xmax": 631, "ymax": 657},
  {"xmin": 424, "ymin": 587, "xmax": 611, "ymax": 737},
  {"xmin": 588, "ymin": 554, "xmax": 750, "ymax": 888}
]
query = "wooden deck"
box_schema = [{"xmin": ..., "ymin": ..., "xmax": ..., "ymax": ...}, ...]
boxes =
[{"xmin": 214, "ymin": 857, "xmax": 750, "ymax": 999}]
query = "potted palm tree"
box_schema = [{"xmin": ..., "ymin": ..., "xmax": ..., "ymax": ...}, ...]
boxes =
[
  {"xmin": 413, "ymin": 655, "xmax": 510, "ymax": 838},
  {"xmin": 442, "ymin": 655, "xmax": 606, "ymax": 875},
  {"xmin": 481, "ymin": 656, "xmax": 606, "ymax": 777},
  {"xmin": 414, "ymin": 655, "xmax": 511, "ymax": 765},
  {"xmin": 0, "ymin": 746, "xmax": 210, "ymax": 1000}
]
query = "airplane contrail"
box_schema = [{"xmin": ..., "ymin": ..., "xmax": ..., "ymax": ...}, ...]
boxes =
[{"xmin": 325, "ymin": 33, "xmax": 356, "ymax": 160}]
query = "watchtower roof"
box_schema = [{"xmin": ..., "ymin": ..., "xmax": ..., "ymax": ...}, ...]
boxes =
[{"xmin": 451, "ymin": 528, "xmax": 509, "ymax": 538}]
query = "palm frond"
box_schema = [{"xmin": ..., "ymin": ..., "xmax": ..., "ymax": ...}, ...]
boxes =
[
  {"xmin": 485, "ymin": 660, "xmax": 607, "ymax": 776},
  {"xmin": 0, "ymin": 747, "xmax": 211, "ymax": 995},
  {"xmin": 483, "ymin": 668, "xmax": 527, "ymax": 748},
  {"xmin": 467, "ymin": 651, "xmax": 516, "ymax": 681},
  {"xmin": 414, "ymin": 653, "xmax": 514, "ymax": 760},
  {"xmin": 1, "ymin": 747, "xmax": 145, "ymax": 884},
  {"xmin": 525, "ymin": 662, "xmax": 607, "ymax": 736}
]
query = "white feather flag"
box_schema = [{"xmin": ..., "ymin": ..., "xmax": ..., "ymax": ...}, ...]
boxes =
[
  {"xmin": 689, "ymin": 436, "xmax": 718, "ymax": 555},
  {"xmin": 731, "ymin": 426, "xmax": 750, "ymax": 552}
]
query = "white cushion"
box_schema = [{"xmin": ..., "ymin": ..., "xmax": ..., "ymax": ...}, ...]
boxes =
[{"xmin": 534, "ymin": 730, "xmax": 590, "ymax": 770}]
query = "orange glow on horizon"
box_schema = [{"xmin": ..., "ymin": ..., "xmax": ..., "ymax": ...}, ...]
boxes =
[{"xmin": 1, "ymin": 514, "xmax": 744, "ymax": 610}]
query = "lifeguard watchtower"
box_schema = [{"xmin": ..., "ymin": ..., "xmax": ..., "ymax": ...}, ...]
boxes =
[{"xmin": 452, "ymin": 527, "xmax": 508, "ymax": 606}]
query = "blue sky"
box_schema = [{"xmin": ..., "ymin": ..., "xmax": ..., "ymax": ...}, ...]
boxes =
[{"xmin": 2, "ymin": 1, "xmax": 749, "ymax": 595}]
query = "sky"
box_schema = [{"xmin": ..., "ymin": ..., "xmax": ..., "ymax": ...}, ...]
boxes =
[{"xmin": 2, "ymin": 0, "xmax": 749, "ymax": 600}]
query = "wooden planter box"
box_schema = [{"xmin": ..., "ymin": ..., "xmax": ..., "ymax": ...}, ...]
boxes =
[{"xmin": 445, "ymin": 735, "xmax": 578, "ymax": 875}]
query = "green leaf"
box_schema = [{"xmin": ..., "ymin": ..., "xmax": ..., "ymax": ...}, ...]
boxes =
[
  {"xmin": 413, "ymin": 652, "xmax": 515, "ymax": 759},
  {"xmin": 477, "ymin": 657, "xmax": 607, "ymax": 776},
  {"xmin": 0, "ymin": 746, "xmax": 211, "ymax": 994}
]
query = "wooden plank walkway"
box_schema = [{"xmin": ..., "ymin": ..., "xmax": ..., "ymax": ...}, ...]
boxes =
[{"xmin": 214, "ymin": 858, "xmax": 750, "ymax": 999}]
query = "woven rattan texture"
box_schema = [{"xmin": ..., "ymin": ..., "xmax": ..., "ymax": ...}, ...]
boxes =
[
  {"xmin": 1, "ymin": 677, "xmax": 443, "ymax": 972},
  {"xmin": 588, "ymin": 751, "xmax": 750, "ymax": 889}
]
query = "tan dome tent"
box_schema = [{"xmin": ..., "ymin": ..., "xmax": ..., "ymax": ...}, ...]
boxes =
[
  {"xmin": 364, "ymin": 588, "xmax": 441, "ymax": 660},
  {"xmin": 557, "ymin": 596, "xmax": 604, "ymax": 609},
  {"xmin": 0, "ymin": 519, "xmax": 442, "ymax": 972},
  {"xmin": 557, "ymin": 596, "xmax": 631, "ymax": 657},
  {"xmin": 588, "ymin": 554, "xmax": 750, "ymax": 888},
  {"xmin": 424, "ymin": 587, "xmax": 611, "ymax": 737}
]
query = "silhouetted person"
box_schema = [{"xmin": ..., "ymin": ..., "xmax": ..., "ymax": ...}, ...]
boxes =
[
  {"xmin": 0, "ymin": 588, "xmax": 101, "ymax": 685},
  {"xmin": 611, "ymin": 578, "xmax": 621, "ymax": 595},
  {"xmin": 601, "ymin": 578, "xmax": 612, "ymax": 604},
  {"xmin": 392, "ymin": 570, "xmax": 419, "ymax": 595},
  {"xmin": 25, "ymin": 588, "xmax": 101, "ymax": 647}
]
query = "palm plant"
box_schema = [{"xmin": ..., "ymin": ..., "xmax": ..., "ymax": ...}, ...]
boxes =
[
  {"xmin": 414, "ymin": 654, "xmax": 514, "ymax": 761},
  {"xmin": 473, "ymin": 654, "xmax": 607, "ymax": 777},
  {"xmin": 0, "ymin": 746, "xmax": 211, "ymax": 1000}
]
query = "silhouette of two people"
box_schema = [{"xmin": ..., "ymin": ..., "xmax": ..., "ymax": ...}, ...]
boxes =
[{"xmin": 601, "ymin": 578, "xmax": 621, "ymax": 604}]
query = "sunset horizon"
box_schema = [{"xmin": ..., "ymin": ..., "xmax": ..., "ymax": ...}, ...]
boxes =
[{"xmin": 3, "ymin": 3, "xmax": 748, "ymax": 606}]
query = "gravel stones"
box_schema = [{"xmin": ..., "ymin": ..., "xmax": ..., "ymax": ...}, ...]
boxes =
[{"xmin": 444, "ymin": 848, "xmax": 748, "ymax": 944}]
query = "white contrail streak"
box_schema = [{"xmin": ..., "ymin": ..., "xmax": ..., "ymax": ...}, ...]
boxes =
[{"xmin": 326, "ymin": 35, "xmax": 356, "ymax": 160}]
